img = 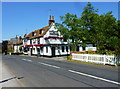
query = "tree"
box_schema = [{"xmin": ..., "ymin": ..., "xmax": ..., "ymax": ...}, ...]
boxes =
[
  {"xmin": 56, "ymin": 2, "xmax": 99, "ymax": 51},
  {"xmin": 80, "ymin": 2, "xmax": 98, "ymax": 43},
  {"xmin": 92, "ymin": 12, "xmax": 119, "ymax": 55},
  {"xmin": 106, "ymin": 20, "xmax": 120, "ymax": 55},
  {"xmin": 56, "ymin": 13, "xmax": 80, "ymax": 51},
  {"xmin": 56, "ymin": 2, "xmax": 119, "ymax": 55}
]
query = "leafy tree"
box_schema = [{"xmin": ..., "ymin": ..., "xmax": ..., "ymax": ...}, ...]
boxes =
[
  {"xmin": 106, "ymin": 20, "xmax": 120, "ymax": 55},
  {"xmin": 92, "ymin": 12, "xmax": 118, "ymax": 55},
  {"xmin": 56, "ymin": 2, "xmax": 119, "ymax": 55},
  {"xmin": 56, "ymin": 13, "xmax": 80, "ymax": 51},
  {"xmin": 80, "ymin": 2, "xmax": 98, "ymax": 43}
]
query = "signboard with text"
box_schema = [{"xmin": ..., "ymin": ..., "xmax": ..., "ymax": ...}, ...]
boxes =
[{"xmin": 49, "ymin": 31, "xmax": 58, "ymax": 36}]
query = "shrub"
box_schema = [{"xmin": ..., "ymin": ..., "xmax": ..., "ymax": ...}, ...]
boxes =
[
  {"xmin": 67, "ymin": 56, "xmax": 72, "ymax": 60},
  {"xmin": 7, "ymin": 50, "xmax": 14, "ymax": 53},
  {"xmin": 19, "ymin": 46, "xmax": 23, "ymax": 52}
]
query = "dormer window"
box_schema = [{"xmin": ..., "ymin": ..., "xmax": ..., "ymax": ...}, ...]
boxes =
[
  {"xmin": 32, "ymin": 32, "xmax": 36, "ymax": 36},
  {"xmin": 32, "ymin": 32, "xmax": 34, "ymax": 36},
  {"xmin": 39, "ymin": 30, "xmax": 42, "ymax": 34}
]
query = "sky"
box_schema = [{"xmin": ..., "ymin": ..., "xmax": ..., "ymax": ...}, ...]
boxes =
[{"xmin": 1, "ymin": 1, "xmax": 119, "ymax": 42}]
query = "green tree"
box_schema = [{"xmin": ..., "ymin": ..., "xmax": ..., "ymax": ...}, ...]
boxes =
[
  {"xmin": 93, "ymin": 12, "xmax": 118, "ymax": 55},
  {"xmin": 56, "ymin": 13, "xmax": 80, "ymax": 51},
  {"xmin": 56, "ymin": 2, "xmax": 119, "ymax": 55},
  {"xmin": 106, "ymin": 20, "xmax": 120, "ymax": 55},
  {"xmin": 80, "ymin": 2, "xmax": 98, "ymax": 43}
]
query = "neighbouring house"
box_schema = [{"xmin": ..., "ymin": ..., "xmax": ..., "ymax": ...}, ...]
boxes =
[
  {"xmin": 2, "ymin": 40, "xmax": 8, "ymax": 53},
  {"xmin": 7, "ymin": 40, "xmax": 13, "ymax": 51},
  {"xmin": 9, "ymin": 36, "xmax": 19, "ymax": 51},
  {"xmin": 22, "ymin": 16, "xmax": 70, "ymax": 57},
  {"xmin": 14, "ymin": 36, "xmax": 23, "ymax": 53}
]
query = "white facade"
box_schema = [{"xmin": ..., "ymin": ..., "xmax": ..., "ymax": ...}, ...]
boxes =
[
  {"xmin": 14, "ymin": 44, "xmax": 23, "ymax": 53},
  {"xmin": 22, "ymin": 23, "xmax": 70, "ymax": 57}
]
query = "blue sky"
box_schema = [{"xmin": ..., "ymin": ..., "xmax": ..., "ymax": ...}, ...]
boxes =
[{"xmin": 2, "ymin": 2, "xmax": 118, "ymax": 42}]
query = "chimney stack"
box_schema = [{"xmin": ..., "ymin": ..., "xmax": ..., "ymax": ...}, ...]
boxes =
[{"xmin": 49, "ymin": 16, "xmax": 55, "ymax": 26}]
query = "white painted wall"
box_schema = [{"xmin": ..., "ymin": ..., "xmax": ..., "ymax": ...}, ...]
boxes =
[
  {"xmin": 14, "ymin": 45, "xmax": 23, "ymax": 53},
  {"xmin": 14, "ymin": 45, "xmax": 19, "ymax": 53}
]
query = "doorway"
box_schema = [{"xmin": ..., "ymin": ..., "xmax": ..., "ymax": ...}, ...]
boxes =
[
  {"xmin": 51, "ymin": 47, "xmax": 55, "ymax": 57},
  {"xmin": 30, "ymin": 48, "xmax": 32, "ymax": 55}
]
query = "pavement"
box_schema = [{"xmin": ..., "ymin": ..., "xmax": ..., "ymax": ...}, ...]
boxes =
[
  {"xmin": 0, "ymin": 56, "xmax": 23, "ymax": 87},
  {"xmin": 1, "ymin": 55, "xmax": 120, "ymax": 87},
  {"xmin": 20, "ymin": 54, "xmax": 67, "ymax": 61}
]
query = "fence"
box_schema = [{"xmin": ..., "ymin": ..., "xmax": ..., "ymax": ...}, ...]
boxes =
[{"xmin": 72, "ymin": 53, "xmax": 120, "ymax": 66}]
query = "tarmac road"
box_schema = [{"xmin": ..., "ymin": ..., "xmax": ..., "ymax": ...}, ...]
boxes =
[{"xmin": 1, "ymin": 55, "xmax": 120, "ymax": 88}]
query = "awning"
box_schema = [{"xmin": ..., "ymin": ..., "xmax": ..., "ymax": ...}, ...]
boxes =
[
  {"xmin": 34, "ymin": 44, "xmax": 44, "ymax": 46},
  {"xmin": 44, "ymin": 37, "xmax": 64, "ymax": 40},
  {"xmin": 21, "ymin": 45, "xmax": 33, "ymax": 47},
  {"xmin": 21, "ymin": 44, "xmax": 44, "ymax": 47}
]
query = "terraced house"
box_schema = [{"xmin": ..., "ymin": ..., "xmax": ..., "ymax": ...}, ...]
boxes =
[{"xmin": 22, "ymin": 16, "xmax": 70, "ymax": 57}]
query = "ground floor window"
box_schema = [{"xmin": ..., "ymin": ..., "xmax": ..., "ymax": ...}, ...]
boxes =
[
  {"xmin": 40, "ymin": 47, "xmax": 43, "ymax": 53},
  {"xmin": 37, "ymin": 48, "xmax": 40, "ymax": 53},
  {"xmin": 62, "ymin": 46, "xmax": 64, "ymax": 52},
  {"xmin": 46, "ymin": 47, "xmax": 48, "ymax": 53},
  {"xmin": 66, "ymin": 46, "xmax": 68, "ymax": 52},
  {"xmin": 58, "ymin": 46, "xmax": 60, "ymax": 53}
]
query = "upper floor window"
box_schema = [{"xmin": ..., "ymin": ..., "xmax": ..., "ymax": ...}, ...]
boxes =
[
  {"xmin": 38, "ymin": 38, "xmax": 40, "ymax": 44},
  {"xmin": 24, "ymin": 38, "xmax": 28, "ymax": 42},
  {"xmin": 33, "ymin": 39, "xmax": 36, "ymax": 44},
  {"xmin": 30, "ymin": 40, "xmax": 32, "ymax": 44}
]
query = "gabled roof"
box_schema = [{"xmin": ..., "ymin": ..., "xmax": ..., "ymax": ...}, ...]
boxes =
[{"xmin": 25, "ymin": 26, "xmax": 50, "ymax": 39}]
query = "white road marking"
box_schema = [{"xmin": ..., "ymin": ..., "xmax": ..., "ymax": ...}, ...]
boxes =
[
  {"xmin": 68, "ymin": 70, "xmax": 120, "ymax": 85},
  {"xmin": 21, "ymin": 58, "xmax": 119, "ymax": 85},
  {"xmin": 22, "ymin": 59, "xmax": 27, "ymax": 61},
  {"xmin": 22, "ymin": 59, "xmax": 32, "ymax": 62},
  {"xmin": 26, "ymin": 59, "xmax": 32, "ymax": 62},
  {"xmin": 39, "ymin": 62, "xmax": 60, "ymax": 69}
]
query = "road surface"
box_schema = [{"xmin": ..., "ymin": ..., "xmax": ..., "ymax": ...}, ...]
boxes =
[{"xmin": 1, "ymin": 55, "xmax": 120, "ymax": 88}]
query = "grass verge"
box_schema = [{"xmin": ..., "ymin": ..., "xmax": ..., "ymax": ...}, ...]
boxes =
[{"xmin": 67, "ymin": 56, "xmax": 120, "ymax": 69}]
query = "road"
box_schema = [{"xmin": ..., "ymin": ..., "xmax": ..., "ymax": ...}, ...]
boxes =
[{"xmin": 1, "ymin": 55, "xmax": 120, "ymax": 88}]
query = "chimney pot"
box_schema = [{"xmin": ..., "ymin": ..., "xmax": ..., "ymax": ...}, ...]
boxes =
[{"xmin": 49, "ymin": 16, "xmax": 55, "ymax": 26}]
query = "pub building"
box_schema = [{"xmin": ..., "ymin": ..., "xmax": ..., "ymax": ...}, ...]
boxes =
[{"xmin": 22, "ymin": 16, "xmax": 70, "ymax": 57}]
